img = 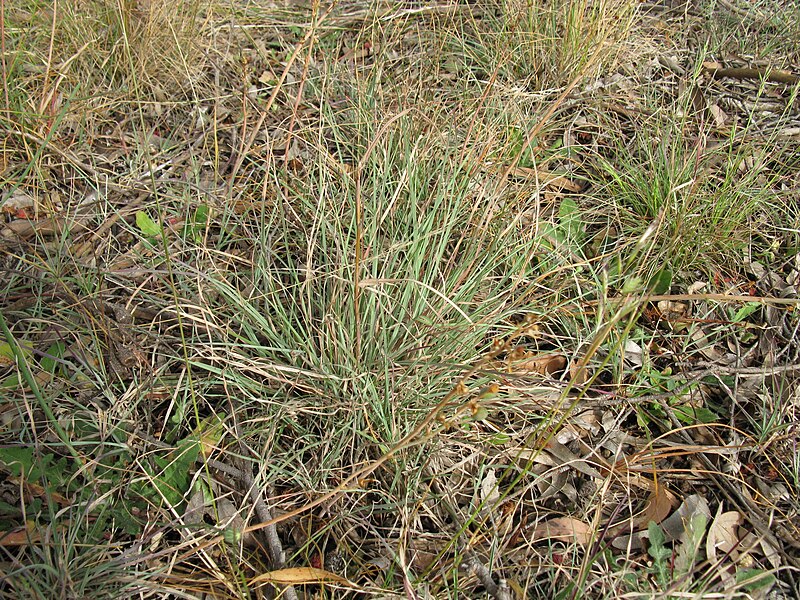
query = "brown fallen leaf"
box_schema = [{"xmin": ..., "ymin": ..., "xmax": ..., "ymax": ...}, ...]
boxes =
[
  {"xmin": 0, "ymin": 522, "xmax": 40, "ymax": 547},
  {"xmin": 706, "ymin": 510, "xmax": 742, "ymax": 562},
  {"xmin": 511, "ymin": 353, "xmax": 567, "ymax": 375},
  {"xmin": 641, "ymin": 485, "xmax": 678, "ymax": 527},
  {"xmin": 609, "ymin": 486, "xmax": 678, "ymax": 549},
  {"xmin": 250, "ymin": 567, "xmax": 352, "ymax": 587},
  {"xmin": 1, "ymin": 214, "xmax": 92, "ymax": 241},
  {"xmin": 529, "ymin": 516, "xmax": 593, "ymax": 546}
]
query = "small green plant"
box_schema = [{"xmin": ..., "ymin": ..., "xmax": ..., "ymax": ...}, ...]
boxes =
[
  {"xmin": 647, "ymin": 520, "xmax": 673, "ymax": 589},
  {"xmin": 0, "ymin": 447, "xmax": 79, "ymax": 513},
  {"xmin": 135, "ymin": 210, "xmax": 163, "ymax": 240},
  {"xmin": 182, "ymin": 203, "xmax": 211, "ymax": 242},
  {"xmin": 137, "ymin": 436, "xmax": 202, "ymax": 508},
  {"xmin": 634, "ymin": 366, "xmax": 719, "ymax": 428},
  {"xmin": 535, "ymin": 197, "xmax": 588, "ymax": 271}
]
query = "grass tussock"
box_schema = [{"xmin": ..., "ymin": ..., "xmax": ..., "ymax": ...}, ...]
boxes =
[{"xmin": 1, "ymin": 0, "xmax": 799, "ymax": 598}]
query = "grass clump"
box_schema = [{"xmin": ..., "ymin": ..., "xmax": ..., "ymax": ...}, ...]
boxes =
[{"xmin": 451, "ymin": 0, "xmax": 637, "ymax": 91}]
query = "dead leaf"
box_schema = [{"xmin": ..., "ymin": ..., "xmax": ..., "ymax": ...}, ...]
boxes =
[
  {"xmin": 480, "ymin": 468, "xmax": 500, "ymax": 507},
  {"xmin": 641, "ymin": 486, "xmax": 678, "ymax": 526},
  {"xmin": 0, "ymin": 522, "xmax": 40, "ymax": 546},
  {"xmin": 709, "ymin": 104, "xmax": 727, "ymax": 128},
  {"xmin": 660, "ymin": 494, "xmax": 711, "ymax": 543},
  {"xmin": 610, "ymin": 486, "xmax": 678, "ymax": 549},
  {"xmin": 623, "ymin": 339, "xmax": 643, "ymax": 367},
  {"xmin": 690, "ymin": 328, "xmax": 725, "ymax": 361},
  {"xmin": 706, "ymin": 510, "xmax": 742, "ymax": 563},
  {"xmin": 250, "ymin": 567, "xmax": 351, "ymax": 587},
  {"xmin": 529, "ymin": 517, "xmax": 593, "ymax": 546},
  {"xmin": 507, "ymin": 351, "xmax": 566, "ymax": 375}
]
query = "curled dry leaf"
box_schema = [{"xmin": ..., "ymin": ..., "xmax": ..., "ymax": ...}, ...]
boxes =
[
  {"xmin": 506, "ymin": 350, "xmax": 566, "ymax": 375},
  {"xmin": 530, "ymin": 516, "xmax": 593, "ymax": 546}
]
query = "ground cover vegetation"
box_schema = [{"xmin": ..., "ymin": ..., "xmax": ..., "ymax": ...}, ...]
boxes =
[{"xmin": 0, "ymin": 0, "xmax": 799, "ymax": 598}]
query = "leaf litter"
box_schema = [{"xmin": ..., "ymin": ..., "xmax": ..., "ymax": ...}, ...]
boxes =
[{"xmin": 0, "ymin": 0, "xmax": 799, "ymax": 598}]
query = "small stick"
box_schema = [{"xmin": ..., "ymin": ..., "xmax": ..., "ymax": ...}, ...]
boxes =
[{"xmin": 466, "ymin": 553, "xmax": 512, "ymax": 600}]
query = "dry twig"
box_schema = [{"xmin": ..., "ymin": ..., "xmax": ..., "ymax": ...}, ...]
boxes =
[{"xmin": 466, "ymin": 553, "xmax": 512, "ymax": 600}]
